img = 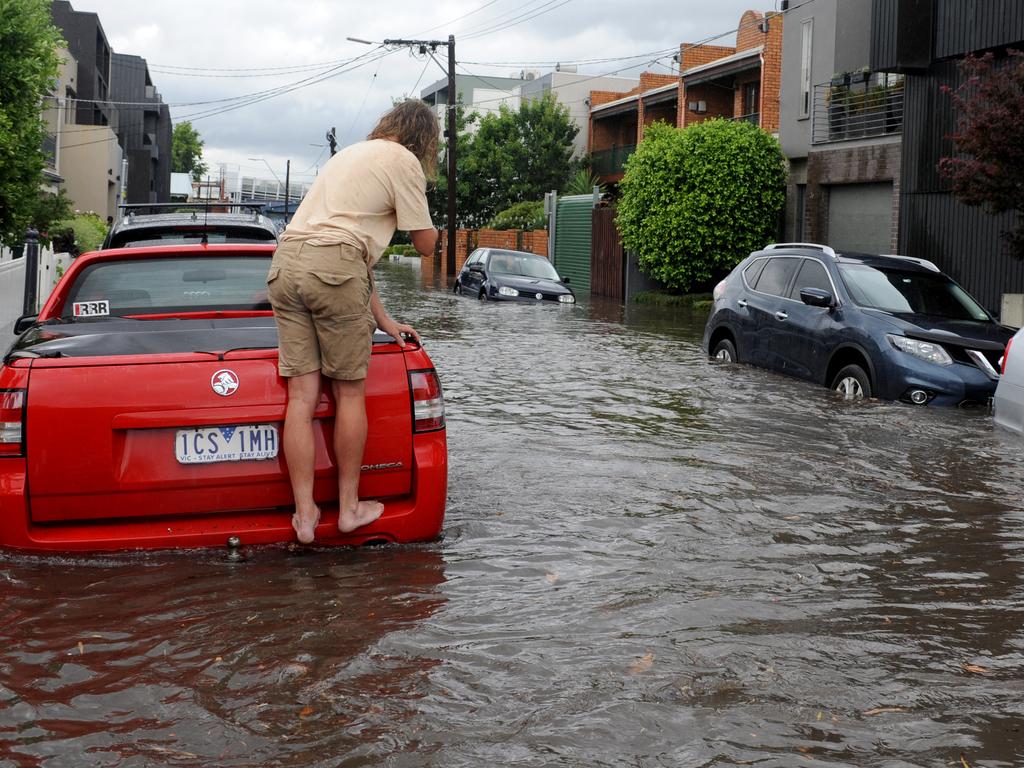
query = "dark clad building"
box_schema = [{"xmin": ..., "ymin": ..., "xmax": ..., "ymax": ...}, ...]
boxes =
[
  {"xmin": 50, "ymin": 0, "xmax": 115, "ymax": 127},
  {"xmin": 111, "ymin": 54, "xmax": 172, "ymax": 203},
  {"xmin": 871, "ymin": 0, "xmax": 1024, "ymax": 313}
]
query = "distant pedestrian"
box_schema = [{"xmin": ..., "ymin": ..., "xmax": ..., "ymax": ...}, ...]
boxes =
[{"xmin": 267, "ymin": 99, "xmax": 439, "ymax": 544}]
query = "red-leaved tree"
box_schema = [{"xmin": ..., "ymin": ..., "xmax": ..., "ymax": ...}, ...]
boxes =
[{"xmin": 939, "ymin": 49, "xmax": 1024, "ymax": 258}]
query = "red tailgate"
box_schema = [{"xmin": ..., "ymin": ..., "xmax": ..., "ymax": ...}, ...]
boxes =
[{"xmin": 25, "ymin": 351, "xmax": 413, "ymax": 523}]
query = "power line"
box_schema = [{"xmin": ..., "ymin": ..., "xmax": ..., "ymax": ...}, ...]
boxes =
[
  {"xmin": 460, "ymin": 0, "xmax": 576, "ymax": 40},
  {"xmin": 406, "ymin": 0, "xmax": 504, "ymax": 36}
]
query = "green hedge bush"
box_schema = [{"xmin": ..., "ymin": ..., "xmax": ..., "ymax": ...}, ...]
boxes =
[
  {"xmin": 53, "ymin": 212, "xmax": 108, "ymax": 254},
  {"xmin": 488, "ymin": 200, "xmax": 545, "ymax": 231},
  {"xmin": 616, "ymin": 119, "xmax": 786, "ymax": 293},
  {"xmin": 382, "ymin": 244, "xmax": 419, "ymax": 258}
]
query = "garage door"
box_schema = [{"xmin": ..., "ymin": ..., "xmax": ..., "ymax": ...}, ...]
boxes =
[{"xmin": 827, "ymin": 183, "xmax": 894, "ymax": 254}]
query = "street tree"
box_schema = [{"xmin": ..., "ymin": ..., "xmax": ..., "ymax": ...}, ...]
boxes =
[
  {"xmin": 172, "ymin": 121, "xmax": 208, "ymax": 182},
  {"xmin": 616, "ymin": 119, "xmax": 786, "ymax": 293},
  {"xmin": 462, "ymin": 94, "xmax": 578, "ymax": 224},
  {"xmin": 939, "ymin": 49, "xmax": 1024, "ymax": 258},
  {"xmin": 0, "ymin": 0, "xmax": 62, "ymax": 247}
]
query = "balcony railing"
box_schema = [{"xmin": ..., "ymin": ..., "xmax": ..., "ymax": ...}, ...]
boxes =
[
  {"xmin": 732, "ymin": 112, "xmax": 760, "ymax": 125},
  {"xmin": 812, "ymin": 74, "xmax": 904, "ymax": 144},
  {"xmin": 591, "ymin": 144, "xmax": 637, "ymax": 177}
]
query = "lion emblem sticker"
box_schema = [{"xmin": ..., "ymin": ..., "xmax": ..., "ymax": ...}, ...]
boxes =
[{"xmin": 211, "ymin": 369, "xmax": 239, "ymax": 397}]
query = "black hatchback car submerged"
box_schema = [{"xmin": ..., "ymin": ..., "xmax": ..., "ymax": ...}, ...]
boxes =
[
  {"xmin": 454, "ymin": 248, "xmax": 575, "ymax": 304},
  {"xmin": 701, "ymin": 243, "xmax": 1013, "ymax": 406}
]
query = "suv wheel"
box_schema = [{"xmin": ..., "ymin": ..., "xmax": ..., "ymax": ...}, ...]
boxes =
[
  {"xmin": 831, "ymin": 364, "xmax": 871, "ymax": 399},
  {"xmin": 711, "ymin": 338, "xmax": 737, "ymax": 363}
]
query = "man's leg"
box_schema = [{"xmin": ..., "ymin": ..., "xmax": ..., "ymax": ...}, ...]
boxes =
[
  {"xmin": 284, "ymin": 371, "xmax": 322, "ymax": 543},
  {"xmin": 331, "ymin": 377, "xmax": 384, "ymax": 532}
]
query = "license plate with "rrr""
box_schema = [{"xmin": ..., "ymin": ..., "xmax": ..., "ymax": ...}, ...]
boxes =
[{"xmin": 175, "ymin": 424, "xmax": 279, "ymax": 464}]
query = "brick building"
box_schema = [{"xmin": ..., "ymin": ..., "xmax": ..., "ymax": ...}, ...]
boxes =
[{"xmin": 589, "ymin": 9, "xmax": 784, "ymax": 186}]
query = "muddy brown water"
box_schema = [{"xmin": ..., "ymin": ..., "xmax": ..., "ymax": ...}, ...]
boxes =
[{"xmin": 2, "ymin": 259, "xmax": 1024, "ymax": 767}]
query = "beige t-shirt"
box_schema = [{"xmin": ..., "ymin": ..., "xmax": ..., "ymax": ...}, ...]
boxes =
[{"xmin": 280, "ymin": 139, "xmax": 434, "ymax": 266}]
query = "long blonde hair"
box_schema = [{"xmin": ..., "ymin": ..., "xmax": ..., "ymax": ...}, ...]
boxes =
[{"xmin": 367, "ymin": 99, "xmax": 440, "ymax": 177}]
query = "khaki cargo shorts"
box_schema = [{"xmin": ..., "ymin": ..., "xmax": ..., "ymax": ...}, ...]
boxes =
[{"xmin": 267, "ymin": 240, "xmax": 376, "ymax": 381}]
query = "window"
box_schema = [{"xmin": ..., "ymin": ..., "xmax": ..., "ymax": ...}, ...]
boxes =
[
  {"xmin": 795, "ymin": 184, "xmax": 806, "ymax": 240},
  {"xmin": 788, "ymin": 259, "xmax": 832, "ymax": 299},
  {"xmin": 742, "ymin": 82, "xmax": 760, "ymax": 117},
  {"xmin": 838, "ymin": 265, "xmax": 990, "ymax": 321},
  {"xmin": 800, "ymin": 19, "xmax": 813, "ymax": 119},
  {"xmin": 64, "ymin": 256, "xmax": 274, "ymax": 317},
  {"xmin": 754, "ymin": 257, "xmax": 800, "ymax": 297},
  {"xmin": 743, "ymin": 258, "xmax": 768, "ymax": 288}
]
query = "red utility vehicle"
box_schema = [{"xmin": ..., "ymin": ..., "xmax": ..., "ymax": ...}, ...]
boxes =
[{"xmin": 0, "ymin": 244, "xmax": 447, "ymax": 552}]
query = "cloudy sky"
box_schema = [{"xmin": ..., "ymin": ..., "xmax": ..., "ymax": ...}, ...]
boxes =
[{"xmin": 73, "ymin": 0, "xmax": 779, "ymax": 185}]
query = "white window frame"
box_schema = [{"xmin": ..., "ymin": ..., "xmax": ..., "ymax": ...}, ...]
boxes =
[{"xmin": 799, "ymin": 19, "xmax": 813, "ymax": 119}]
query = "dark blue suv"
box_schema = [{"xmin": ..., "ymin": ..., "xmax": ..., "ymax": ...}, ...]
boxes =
[{"xmin": 701, "ymin": 243, "xmax": 1013, "ymax": 406}]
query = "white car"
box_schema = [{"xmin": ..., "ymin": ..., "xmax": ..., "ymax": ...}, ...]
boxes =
[{"xmin": 993, "ymin": 326, "xmax": 1024, "ymax": 433}]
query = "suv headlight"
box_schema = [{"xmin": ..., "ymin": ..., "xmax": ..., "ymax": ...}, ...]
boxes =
[
  {"xmin": 886, "ymin": 334, "xmax": 953, "ymax": 366},
  {"xmin": 498, "ymin": 286, "xmax": 519, "ymax": 297},
  {"xmin": 558, "ymin": 294, "xmax": 575, "ymax": 304}
]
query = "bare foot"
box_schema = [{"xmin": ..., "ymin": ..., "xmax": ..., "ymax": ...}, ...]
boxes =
[
  {"xmin": 291, "ymin": 506, "xmax": 320, "ymax": 544},
  {"xmin": 338, "ymin": 500, "xmax": 384, "ymax": 533}
]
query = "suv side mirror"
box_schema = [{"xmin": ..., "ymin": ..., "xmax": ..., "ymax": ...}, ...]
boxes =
[
  {"xmin": 800, "ymin": 288, "xmax": 834, "ymax": 308},
  {"xmin": 468, "ymin": 263, "xmax": 484, "ymax": 273},
  {"xmin": 13, "ymin": 314, "xmax": 37, "ymax": 334},
  {"xmin": 561, "ymin": 276, "xmax": 570, "ymax": 284}
]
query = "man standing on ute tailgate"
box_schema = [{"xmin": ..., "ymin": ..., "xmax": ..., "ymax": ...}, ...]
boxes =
[{"xmin": 266, "ymin": 99, "xmax": 439, "ymax": 544}]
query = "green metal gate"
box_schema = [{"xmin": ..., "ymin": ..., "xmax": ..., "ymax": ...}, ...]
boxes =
[{"xmin": 552, "ymin": 194, "xmax": 595, "ymax": 294}]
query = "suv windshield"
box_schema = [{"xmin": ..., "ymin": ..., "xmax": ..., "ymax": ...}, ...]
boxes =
[
  {"xmin": 63, "ymin": 256, "xmax": 273, "ymax": 318},
  {"xmin": 489, "ymin": 253, "xmax": 560, "ymax": 280},
  {"xmin": 839, "ymin": 264, "xmax": 990, "ymax": 321}
]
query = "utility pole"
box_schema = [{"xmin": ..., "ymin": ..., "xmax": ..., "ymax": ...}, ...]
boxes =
[
  {"xmin": 284, "ymin": 159, "xmax": 291, "ymax": 221},
  {"xmin": 326, "ymin": 127, "xmax": 337, "ymax": 156},
  {"xmin": 382, "ymin": 36, "xmax": 457, "ymax": 279}
]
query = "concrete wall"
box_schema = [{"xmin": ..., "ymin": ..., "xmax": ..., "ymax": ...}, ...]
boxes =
[
  {"xmin": 779, "ymin": 0, "xmax": 838, "ymax": 159},
  {"xmin": 61, "ymin": 125, "xmax": 123, "ymax": 220}
]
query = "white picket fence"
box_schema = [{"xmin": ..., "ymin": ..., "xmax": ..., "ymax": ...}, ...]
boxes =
[{"xmin": 0, "ymin": 245, "xmax": 72, "ymax": 337}]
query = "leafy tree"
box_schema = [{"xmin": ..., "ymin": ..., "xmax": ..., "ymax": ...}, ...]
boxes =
[
  {"xmin": 29, "ymin": 188, "xmax": 73, "ymax": 244},
  {"xmin": 939, "ymin": 49, "xmax": 1024, "ymax": 258},
  {"xmin": 461, "ymin": 94, "xmax": 578, "ymax": 224},
  {"xmin": 616, "ymin": 119, "xmax": 786, "ymax": 293},
  {"xmin": 0, "ymin": 0, "xmax": 62, "ymax": 247},
  {"xmin": 172, "ymin": 121, "xmax": 208, "ymax": 182}
]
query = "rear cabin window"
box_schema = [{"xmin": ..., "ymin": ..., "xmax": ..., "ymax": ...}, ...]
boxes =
[
  {"xmin": 63, "ymin": 256, "xmax": 273, "ymax": 318},
  {"xmin": 742, "ymin": 258, "xmax": 767, "ymax": 287},
  {"xmin": 110, "ymin": 228, "xmax": 277, "ymax": 248},
  {"xmin": 754, "ymin": 257, "xmax": 800, "ymax": 297}
]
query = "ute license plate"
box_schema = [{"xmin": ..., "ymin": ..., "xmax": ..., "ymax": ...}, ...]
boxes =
[{"xmin": 175, "ymin": 424, "xmax": 279, "ymax": 464}]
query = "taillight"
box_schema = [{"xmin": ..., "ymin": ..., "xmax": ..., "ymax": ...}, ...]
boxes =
[
  {"xmin": 0, "ymin": 389, "xmax": 26, "ymax": 458},
  {"xmin": 713, "ymin": 279, "xmax": 727, "ymax": 302},
  {"xmin": 409, "ymin": 370, "xmax": 444, "ymax": 432},
  {"xmin": 1002, "ymin": 336, "xmax": 1014, "ymax": 375}
]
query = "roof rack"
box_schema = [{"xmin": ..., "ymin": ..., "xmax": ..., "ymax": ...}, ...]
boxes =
[
  {"xmin": 118, "ymin": 202, "xmax": 265, "ymax": 220},
  {"xmin": 881, "ymin": 254, "xmax": 940, "ymax": 272},
  {"xmin": 763, "ymin": 242, "xmax": 838, "ymax": 259}
]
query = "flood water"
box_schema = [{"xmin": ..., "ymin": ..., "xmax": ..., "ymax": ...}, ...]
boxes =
[{"xmin": 3, "ymin": 258, "xmax": 1024, "ymax": 767}]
